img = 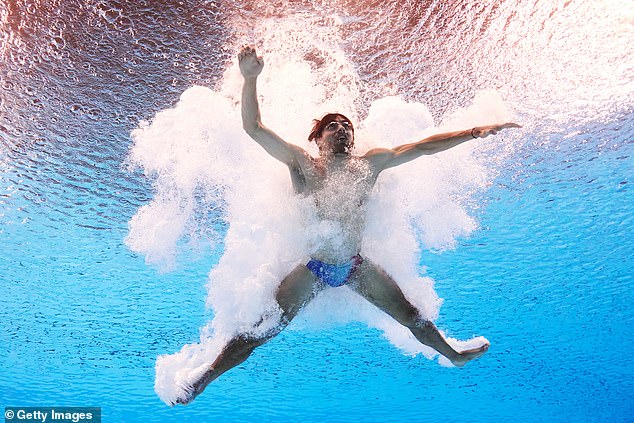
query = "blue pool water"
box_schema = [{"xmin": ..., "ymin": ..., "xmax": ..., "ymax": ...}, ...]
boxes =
[{"xmin": 1, "ymin": 1, "xmax": 633, "ymax": 422}]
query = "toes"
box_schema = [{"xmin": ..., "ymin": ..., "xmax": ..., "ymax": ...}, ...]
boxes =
[{"xmin": 174, "ymin": 384, "xmax": 195, "ymax": 405}]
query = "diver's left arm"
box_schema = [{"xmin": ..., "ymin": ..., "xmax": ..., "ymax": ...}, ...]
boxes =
[{"xmin": 365, "ymin": 122, "xmax": 520, "ymax": 171}]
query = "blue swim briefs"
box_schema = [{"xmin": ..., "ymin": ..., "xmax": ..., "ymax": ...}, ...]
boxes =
[{"xmin": 306, "ymin": 255, "xmax": 364, "ymax": 287}]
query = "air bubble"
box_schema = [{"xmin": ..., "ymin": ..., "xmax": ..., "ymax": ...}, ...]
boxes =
[{"xmin": 50, "ymin": 17, "xmax": 67, "ymax": 33}]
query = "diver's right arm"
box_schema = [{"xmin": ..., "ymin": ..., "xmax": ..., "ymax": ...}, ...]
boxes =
[{"xmin": 239, "ymin": 46, "xmax": 305, "ymax": 166}]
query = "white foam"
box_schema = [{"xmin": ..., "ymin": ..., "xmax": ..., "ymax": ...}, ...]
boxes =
[
  {"xmin": 126, "ymin": 16, "xmax": 511, "ymax": 404},
  {"xmin": 154, "ymin": 336, "xmax": 226, "ymax": 405}
]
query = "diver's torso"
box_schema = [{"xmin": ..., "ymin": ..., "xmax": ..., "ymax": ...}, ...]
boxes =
[{"xmin": 292, "ymin": 153, "xmax": 378, "ymax": 263}]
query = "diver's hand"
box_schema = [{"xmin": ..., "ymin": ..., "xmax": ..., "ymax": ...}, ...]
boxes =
[
  {"xmin": 473, "ymin": 122, "xmax": 521, "ymax": 138},
  {"xmin": 238, "ymin": 46, "xmax": 264, "ymax": 78}
]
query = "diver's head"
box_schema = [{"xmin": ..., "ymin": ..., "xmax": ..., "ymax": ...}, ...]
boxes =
[{"xmin": 308, "ymin": 113, "xmax": 355, "ymax": 155}]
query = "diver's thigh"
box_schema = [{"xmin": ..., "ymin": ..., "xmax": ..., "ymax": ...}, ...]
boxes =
[
  {"xmin": 351, "ymin": 260, "xmax": 403, "ymax": 301},
  {"xmin": 351, "ymin": 260, "xmax": 418, "ymax": 322},
  {"xmin": 275, "ymin": 264, "xmax": 318, "ymax": 319}
]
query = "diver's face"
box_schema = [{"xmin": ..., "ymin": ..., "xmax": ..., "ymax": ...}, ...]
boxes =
[{"xmin": 319, "ymin": 116, "xmax": 354, "ymax": 154}]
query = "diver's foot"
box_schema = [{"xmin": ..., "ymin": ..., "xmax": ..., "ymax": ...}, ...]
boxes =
[
  {"xmin": 450, "ymin": 341, "xmax": 490, "ymax": 367},
  {"xmin": 172, "ymin": 386, "xmax": 196, "ymax": 406},
  {"xmin": 172, "ymin": 365, "xmax": 216, "ymax": 406}
]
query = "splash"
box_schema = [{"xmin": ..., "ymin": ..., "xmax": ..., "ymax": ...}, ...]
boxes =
[{"xmin": 126, "ymin": 13, "xmax": 512, "ymax": 405}]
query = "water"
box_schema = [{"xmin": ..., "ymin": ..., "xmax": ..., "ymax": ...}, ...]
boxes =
[{"xmin": 1, "ymin": 0, "xmax": 633, "ymax": 421}]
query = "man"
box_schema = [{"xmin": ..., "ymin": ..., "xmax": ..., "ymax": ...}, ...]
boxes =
[{"xmin": 175, "ymin": 46, "xmax": 519, "ymax": 404}]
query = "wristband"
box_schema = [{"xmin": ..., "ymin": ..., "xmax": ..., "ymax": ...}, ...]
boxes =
[{"xmin": 471, "ymin": 128, "xmax": 477, "ymax": 139}]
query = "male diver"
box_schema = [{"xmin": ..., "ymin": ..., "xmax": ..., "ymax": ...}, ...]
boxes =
[{"xmin": 174, "ymin": 46, "xmax": 520, "ymax": 404}]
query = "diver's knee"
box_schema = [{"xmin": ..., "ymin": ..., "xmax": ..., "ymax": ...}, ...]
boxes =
[
  {"xmin": 409, "ymin": 319, "xmax": 440, "ymax": 342},
  {"xmin": 226, "ymin": 335, "xmax": 265, "ymax": 361},
  {"xmin": 243, "ymin": 317, "xmax": 288, "ymax": 348},
  {"xmin": 413, "ymin": 319, "xmax": 434, "ymax": 331},
  {"xmin": 391, "ymin": 305, "xmax": 424, "ymax": 329}
]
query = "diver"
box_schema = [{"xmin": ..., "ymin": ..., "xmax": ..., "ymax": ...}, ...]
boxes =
[{"xmin": 175, "ymin": 46, "xmax": 520, "ymax": 404}]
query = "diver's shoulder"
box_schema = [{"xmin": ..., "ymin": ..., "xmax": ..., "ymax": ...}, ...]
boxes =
[
  {"xmin": 363, "ymin": 147, "xmax": 393, "ymax": 159},
  {"xmin": 361, "ymin": 147, "xmax": 395, "ymax": 168}
]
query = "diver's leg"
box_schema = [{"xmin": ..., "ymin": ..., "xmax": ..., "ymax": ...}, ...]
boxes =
[
  {"xmin": 197, "ymin": 264, "xmax": 319, "ymax": 380},
  {"xmin": 177, "ymin": 264, "xmax": 318, "ymax": 404},
  {"xmin": 350, "ymin": 259, "xmax": 488, "ymax": 367}
]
